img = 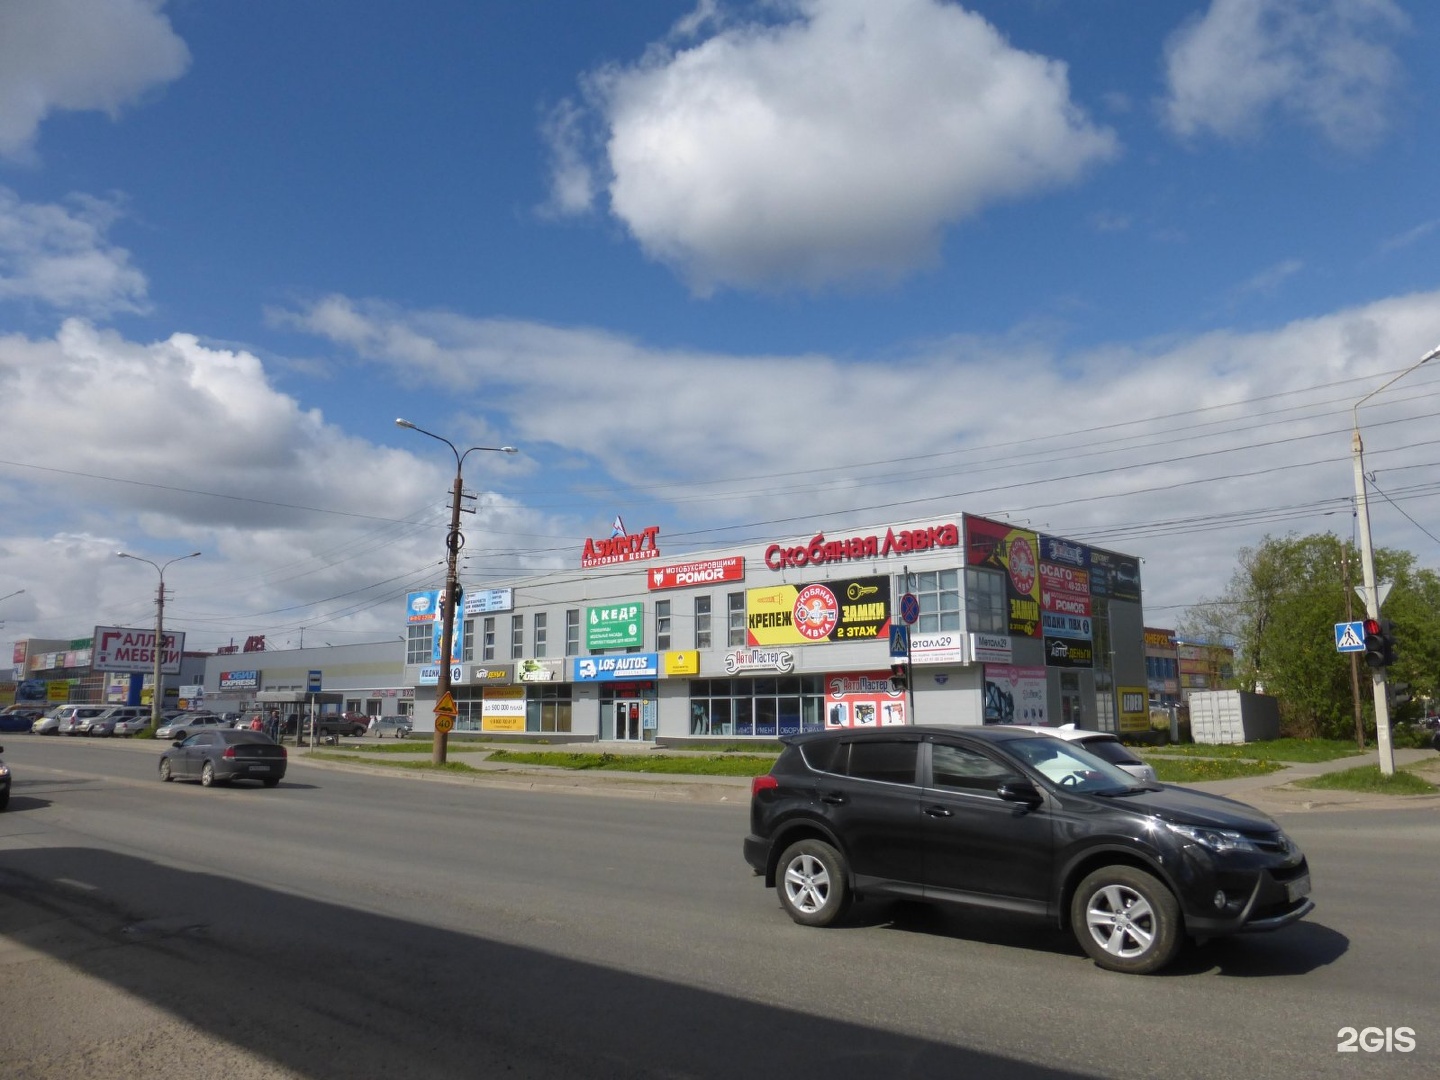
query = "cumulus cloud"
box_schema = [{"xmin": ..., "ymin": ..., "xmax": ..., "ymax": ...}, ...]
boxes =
[
  {"xmin": 1161, "ymin": 0, "xmax": 1409, "ymax": 151},
  {"xmin": 544, "ymin": 0, "xmax": 1117, "ymax": 293},
  {"xmin": 0, "ymin": 0, "xmax": 190, "ymax": 161},
  {"xmin": 0, "ymin": 320, "xmax": 533, "ymax": 648},
  {"xmin": 0, "ymin": 188, "xmax": 150, "ymax": 314},
  {"xmin": 280, "ymin": 289, "xmax": 1440, "ymax": 621}
]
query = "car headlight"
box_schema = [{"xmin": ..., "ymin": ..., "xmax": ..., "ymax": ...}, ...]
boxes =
[
  {"xmin": 0, "ymin": 764, "xmax": 10, "ymax": 777},
  {"xmin": 1165, "ymin": 822, "xmax": 1260, "ymax": 854}
]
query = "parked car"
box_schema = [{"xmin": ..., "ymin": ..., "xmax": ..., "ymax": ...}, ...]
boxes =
[
  {"xmin": 0, "ymin": 744, "xmax": 10, "ymax": 809},
  {"xmin": 113, "ymin": 709, "xmax": 156, "ymax": 737},
  {"xmin": 158, "ymin": 729, "xmax": 287, "ymax": 788},
  {"xmin": 744, "ymin": 725, "xmax": 1313, "ymax": 975},
  {"xmin": 53, "ymin": 704, "xmax": 112, "ymax": 736},
  {"xmin": 1008, "ymin": 724, "xmax": 1159, "ymax": 784},
  {"xmin": 0, "ymin": 705, "xmax": 49, "ymax": 732},
  {"xmin": 31, "ymin": 710, "xmax": 62, "ymax": 735},
  {"xmin": 155, "ymin": 713, "xmax": 227, "ymax": 740},
  {"xmin": 315, "ymin": 712, "xmax": 369, "ymax": 738},
  {"xmin": 368, "ymin": 715, "xmax": 412, "ymax": 739},
  {"xmin": 77, "ymin": 707, "xmax": 121, "ymax": 736}
]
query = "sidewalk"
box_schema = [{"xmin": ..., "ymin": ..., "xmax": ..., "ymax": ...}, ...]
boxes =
[
  {"xmin": 1179, "ymin": 747, "xmax": 1440, "ymax": 814},
  {"xmin": 292, "ymin": 740, "xmax": 1440, "ymax": 813}
]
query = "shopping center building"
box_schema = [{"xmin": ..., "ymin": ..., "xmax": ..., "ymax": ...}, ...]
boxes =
[{"xmin": 397, "ymin": 513, "xmax": 1151, "ymax": 743}]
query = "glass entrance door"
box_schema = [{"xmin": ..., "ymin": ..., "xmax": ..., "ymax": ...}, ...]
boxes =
[{"xmin": 614, "ymin": 700, "xmax": 642, "ymax": 740}]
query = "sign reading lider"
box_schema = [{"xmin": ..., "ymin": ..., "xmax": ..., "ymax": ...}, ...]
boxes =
[
  {"xmin": 746, "ymin": 576, "xmax": 891, "ymax": 646},
  {"xmin": 648, "ymin": 556, "xmax": 745, "ymax": 590},
  {"xmin": 581, "ymin": 524, "xmax": 661, "ymax": 568},
  {"xmin": 764, "ymin": 522, "xmax": 959, "ymax": 571},
  {"xmin": 92, "ymin": 625, "xmax": 186, "ymax": 675},
  {"xmin": 586, "ymin": 604, "xmax": 643, "ymax": 650},
  {"xmin": 574, "ymin": 653, "xmax": 660, "ymax": 681}
]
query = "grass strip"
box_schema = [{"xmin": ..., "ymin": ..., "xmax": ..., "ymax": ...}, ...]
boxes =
[
  {"xmin": 1292, "ymin": 765, "xmax": 1437, "ymax": 795},
  {"xmin": 308, "ymin": 751, "xmax": 481, "ymax": 774},
  {"xmin": 1142, "ymin": 739, "xmax": 1362, "ymax": 763},
  {"xmin": 1148, "ymin": 757, "xmax": 1286, "ymax": 783},
  {"xmin": 485, "ymin": 749, "xmax": 777, "ymax": 776}
]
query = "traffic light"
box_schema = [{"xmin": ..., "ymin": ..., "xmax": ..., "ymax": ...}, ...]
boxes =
[
  {"xmin": 1390, "ymin": 681, "xmax": 1412, "ymax": 708},
  {"xmin": 1362, "ymin": 618, "xmax": 1388, "ymax": 669},
  {"xmin": 890, "ymin": 662, "xmax": 908, "ymax": 691},
  {"xmin": 1381, "ymin": 619, "xmax": 1399, "ymax": 667}
]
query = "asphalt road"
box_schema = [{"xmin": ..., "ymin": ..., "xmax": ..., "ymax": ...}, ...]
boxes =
[{"xmin": 1, "ymin": 737, "xmax": 1437, "ymax": 1079}]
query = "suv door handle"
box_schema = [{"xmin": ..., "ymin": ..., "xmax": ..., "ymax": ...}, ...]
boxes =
[
  {"xmin": 820, "ymin": 791, "xmax": 847, "ymax": 805},
  {"xmin": 923, "ymin": 805, "xmax": 953, "ymax": 818}
]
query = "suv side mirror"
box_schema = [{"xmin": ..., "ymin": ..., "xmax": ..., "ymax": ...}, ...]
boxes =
[{"xmin": 997, "ymin": 779, "xmax": 1042, "ymax": 805}]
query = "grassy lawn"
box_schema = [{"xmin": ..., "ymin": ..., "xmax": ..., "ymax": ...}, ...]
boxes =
[
  {"xmin": 1142, "ymin": 738, "xmax": 1362, "ymax": 763},
  {"xmin": 485, "ymin": 749, "xmax": 777, "ymax": 776},
  {"xmin": 309, "ymin": 752, "xmax": 483, "ymax": 774},
  {"xmin": 1147, "ymin": 758, "xmax": 1286, "ymax": 783},
  {"xmin": 1292, "ymin": 765, "xmax": 1438, "ymax": 795}
]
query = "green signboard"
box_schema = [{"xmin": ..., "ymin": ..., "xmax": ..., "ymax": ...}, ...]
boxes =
[{"xmin": 586, "ymin": 603, "xmax": 643, "ymax": 650}]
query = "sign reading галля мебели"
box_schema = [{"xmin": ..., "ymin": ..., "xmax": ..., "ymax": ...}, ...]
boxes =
[{"xmin": 92, "ymin": 625, "xmax": 187, "ymax": 675}]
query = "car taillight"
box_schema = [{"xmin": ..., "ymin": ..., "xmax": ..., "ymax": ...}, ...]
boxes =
[
  {"xmin": 751, "ymin": 774, "xmax": 779, "ymax": 797},
  {"xmin": 223, "ymin": 746, "xmax": 236, "ymax": 759}
]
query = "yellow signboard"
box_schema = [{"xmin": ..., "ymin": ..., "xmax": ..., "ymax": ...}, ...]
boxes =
[
  {"xmin": 482, "ymin": 685, "xmax": 526, "ymax": 732},
  {"xmin": 435, "ymin": 714, "xmax": 454, "ymax": 734},
  {"xmin": 1117, "ymin": 686, "xmax": 1149, "ymax": 733},
  {"xmin": 664, "ymin": 651, "xmax": 699, "ymax": 676},
  {"xmin": 435, "ymin": 690, "xmax": 457, "ymax": 718}
]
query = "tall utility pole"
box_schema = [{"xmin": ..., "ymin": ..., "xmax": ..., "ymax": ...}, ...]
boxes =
[
  {"xmin": 396, "ymin": 419, "xmax": 517, "ymax": 765},
  {"xmin": 116, "ymin": 551, "xmax": 201, "ymax": 731},
  {"xmin": 1350, "ymin": 342, "xmax": 1440, "ymax": 777},
  {"xmin": 1340, "ymin": 548, "xmax": 1363, "ymax": 750}
]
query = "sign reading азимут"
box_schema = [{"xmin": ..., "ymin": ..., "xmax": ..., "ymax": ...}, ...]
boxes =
[{"xmin": 92, "ymin": 625, "xmax": 186, "ymax": 675}]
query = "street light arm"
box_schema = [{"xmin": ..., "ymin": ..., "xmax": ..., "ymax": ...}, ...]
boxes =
[{"xmin": 1352, "ymin": 343, "xmax": 1440, "ymax": 430}]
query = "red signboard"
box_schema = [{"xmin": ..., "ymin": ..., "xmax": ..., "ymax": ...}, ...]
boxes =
[
  {"xmin": 647, "ymin": 556, "xmax": 745, "ymax": 590},
  {"xmin": 582, "ymin": 524, "xmax": 661, "ymax": 568}
]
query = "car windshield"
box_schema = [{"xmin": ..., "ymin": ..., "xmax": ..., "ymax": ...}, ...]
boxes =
[{"xmin": 1000, "ymin": 735, "xmax": 1142, "ymax": 793}]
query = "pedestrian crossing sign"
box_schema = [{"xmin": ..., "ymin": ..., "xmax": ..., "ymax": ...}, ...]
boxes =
[{"xmin": 1334, "ymin": 621, "xmax": 1365, "ymax": 653}]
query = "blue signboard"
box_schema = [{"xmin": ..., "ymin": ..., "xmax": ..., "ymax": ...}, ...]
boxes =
[
  {"xmin": 1334, "ymin": 621, "xmax": 1365, "ymax": 653},
  {"xmin": 573, "ymin": 653, "xmax": 659, "ymax": 681}
]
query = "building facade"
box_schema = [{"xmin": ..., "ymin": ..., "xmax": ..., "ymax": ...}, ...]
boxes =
[{"xmin": 403, "ymin": 513, "xmax": 1151, "ymax": 742}]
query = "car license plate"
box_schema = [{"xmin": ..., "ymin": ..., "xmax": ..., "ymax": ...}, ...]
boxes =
[
  {"xmin": 1286, "ymin": 873, "xmax": 1310, "ymax": 903},
  {"xmin": 249, "ymin": 764, "xmax": 271, "ymax": 772}
]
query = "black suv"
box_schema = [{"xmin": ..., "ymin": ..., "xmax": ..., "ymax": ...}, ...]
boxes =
[{"xmin": 744, "ymin": 726, "xmax": 1313, "ymax": 974}]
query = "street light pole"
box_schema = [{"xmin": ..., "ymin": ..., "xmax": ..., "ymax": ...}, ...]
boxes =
[
  {"xmin": 116, "ymin": 552, "xmax": 201, "ymax": 732},
  {"xmin": 1350, "ymin": 343, "xmax": 1440, "ymax": 777},
  {"xmin": 396, "ymin": 418, "xmax": 516, "ymax": 765}
]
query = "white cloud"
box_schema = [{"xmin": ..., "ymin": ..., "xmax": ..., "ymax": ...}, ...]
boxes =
[
  {"xmin": 1161, "ymin": 0, "xmax": 1409, "ymax": 151},
  {"xmin": 0, "ymin": 188, "xmax": 149, "ymax": 314},
  {"xmin": 0, "ymin": 0, "xmax": 190, "ymax": 161},
  {"xmin": 547, "ymin": 0, "xmax": 1117, "ymax": 293}
]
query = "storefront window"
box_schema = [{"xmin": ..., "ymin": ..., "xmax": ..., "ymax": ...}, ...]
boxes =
[
  {"xmin": 526, "ymin": 683, "xmax": 572, "ymax": 732},
  {"xmin": 689, "ymin": 676, "xmax": 824, "ymax": 739}
]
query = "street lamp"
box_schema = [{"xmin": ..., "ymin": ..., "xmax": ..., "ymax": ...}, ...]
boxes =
[
  {"xmin": 396, "ymin": 418, "xmax": 517, "ymax": 765},
  {"xmin": 1350, "ymin": 342, "xmax": 1440, "ymax": 776},
  {"xmin": 0, "ymin": 590, "xmax": 23, "ymax": 605},
  {"xmin": 116, "ymin": 551, "xmax": 202, "ymax": 733}
]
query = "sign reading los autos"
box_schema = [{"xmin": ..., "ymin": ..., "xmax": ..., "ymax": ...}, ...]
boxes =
[
  {"xmin": 746, "ymin": 576, "xmax": 891, "ymax": 647},
  {"xmin": 965, "ymin": 516, "xmax": 1041, "ymax": 638},
  {"xmin": 648, "ymin": 556, "xmax": 745, "ymax": 590},
  {"xmin": 92, "ymin": 625, "xmax": 186, "ymax": 675},
  {"xmin": 581, "ymin": 517, "xmax": 661, "ymax": 569}
]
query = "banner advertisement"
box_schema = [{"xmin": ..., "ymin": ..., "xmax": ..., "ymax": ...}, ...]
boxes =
[
  {"xmin": 1041, "ymin": 612, "xmax": 1092, "ymax": 640},
  {"xmin": 468, "ymin": 664, "xmax": 513, "ymax": 684},
  {"xmin": 48, "ymin": 680, "xmax": 72, "ymax": 702},
  {"xmin": 1118, "ymin": 686, "xmax": 1149, "ymax": 733},
  {"xmin": 418, "ymin": 664, "xmax": 463, "ymax": 685},
  {"xmin": 983, "ymin": 664, "xmax": 1047, "ymax": 725},
  {"xmin": 574, "ymin": 653, "xmax": 660, "ymax": 681},
  {"xmin": 969, "ymin": 632, "xmax": 1012, "ymax": 663},
  {"xmin": 965, "ymin": 516, "xmax": 1041, "ymax": 637},
  {"xmin": 407, "ymin": 590, "xmax": 441, "ymax": 622},
  {"xmin": 823, "ymin": 671, "xmax": 908, "ymax": 728},
  {"xmin": 586, "ymin": 603, "xmax": 643, "ymax": 650},
  {"xmin": 219, "ymin": 670, "xmax": 260, "ymax": 691},
  {"xmin": 463, "ymin": 588, "xmax": 514, "ymax": 615},
  {"xmin": 91, "ymin": 625, "xmax": 186, "ymax": 675},
  {"xmin": 724, "ymin": 647, "xmax": 796, "ymax": 674},
  {"xmin": 1045, "ymin": 637, "xmax": 1095, "ymax": 668},
  {"xmin": 1089, "ymin": 549, "xmax": 1142, "ymax": 602},
  {"xmin": 516, "ymin": 658, "xmax": 563, "ymax": 683},
  {"xmin": 1144, "ymin": 627, "xmax": 1177, "ymax": 649},
  {"xmin": 746, "ymin": 576, "xmax": 891, "ymax": 647},
  {"xmin": 1039, "ymin": 534, "xmax": 1090, "ymax": 569},
  {"xmin": 648, "ymin": 557, "xmax": 745, "ymax": 591},
  {"xmin": 663, "ymin": 651, "xmax": 700, "ymax": 676},
  {"xmin": 481, "ymin": 686, "xmax": 526, "ymax": 732},
  {"xmin": 910, "ymin": 631, "xmax": 966, "ymax": 665}
]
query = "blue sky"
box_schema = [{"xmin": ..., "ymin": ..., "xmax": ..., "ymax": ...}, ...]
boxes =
[{"xmin": 2, "ymin": 0, "xmax": 1439, "ymax": 651}]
